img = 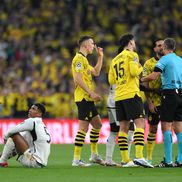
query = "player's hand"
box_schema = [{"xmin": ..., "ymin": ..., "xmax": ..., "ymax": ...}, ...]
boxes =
[
  {"xmin": 95, "ymin": 46, "xmax": 103, "ymax": 57},
  {"xmin": 89, "ymin": 91, "xmax": 102, "ymax": 102},
  {"xmin": 148, "ymin": 102, "xmax": 157, "ymax": 113},
  {"xmin": 3, "ymin": 139, "xmax": 7, "ymax": 144}
]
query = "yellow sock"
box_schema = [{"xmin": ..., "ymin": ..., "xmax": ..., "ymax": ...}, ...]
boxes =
[
  {"xmin": 91, "ymin": 143, "xmax": 98, "ymax": 154},
  {"xmin": 147, "ymin": 132, "xmax": 156, "ymax": 160},
  {"xmin": 118, "ymin": 131, "xmax": 130, "ymax": 163},
  {"xmin": 73, "ymin": 130, "xmax": 86, "ymax": 160},
  {"xmin": 134, "ymin": 128, "xmax": 144, "ymax": 159},
  {"xmin": 90, "ymin": 128, "xmax": 100, "ymax": 154},
  {"xmin": 74, "ymin": 146, "xmax": 82, "ymax": 160}
]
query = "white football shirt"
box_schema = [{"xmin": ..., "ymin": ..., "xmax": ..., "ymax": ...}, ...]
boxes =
[{"xmin": 4, "ymin": 117, "xmax": 51, "ymax": 166}]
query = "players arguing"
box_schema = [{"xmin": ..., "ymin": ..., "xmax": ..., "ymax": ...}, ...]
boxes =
[
  {"xmin": 108, "ymin": 33, "xmax": 153, "ymax": 168},
  {"xmin": 141, "ymin": 38, "xmax": 182, "ymax": 167}
]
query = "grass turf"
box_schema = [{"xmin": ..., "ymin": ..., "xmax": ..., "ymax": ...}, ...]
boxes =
[{"xmin": 0, "ymin": 144, "xmax": 182, "ymax": 182}]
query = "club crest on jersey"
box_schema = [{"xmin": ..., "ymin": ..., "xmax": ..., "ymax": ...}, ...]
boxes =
[{"xmin": 75, "ymin": 62, "xmax": 82, "ymax": 70}]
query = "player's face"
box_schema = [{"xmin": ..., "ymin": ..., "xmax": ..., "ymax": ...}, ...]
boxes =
[
  {"xmin": 154, "ymin": 40, "xmax": 164, "ymax": 57},
  {"xmin": 130, "ymin": 39, "xmax": 137, "ymax": 52},
  {"xmin": 85, "ymin": 39, "xmax": 95, "ymax": 54},
  {"xmin": 28, "ymin": 105, "xmax": 41, "ymax": 118},
  {"xmin": 161, "ymin": 42, "xmax": 168, "ymax": 55}
]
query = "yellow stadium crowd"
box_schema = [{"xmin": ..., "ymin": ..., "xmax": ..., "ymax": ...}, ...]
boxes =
[{"xmin": 0, "ymin": 0, "xmax": 182, "ymax": 118}]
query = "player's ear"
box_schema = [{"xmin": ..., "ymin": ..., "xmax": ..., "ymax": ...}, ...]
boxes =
[{"xmin": 38, "ymin": 112, "xmax": 42, "ymax": 117}]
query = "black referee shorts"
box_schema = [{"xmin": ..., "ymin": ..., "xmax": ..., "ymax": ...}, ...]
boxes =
[{"xmin": 160, "ymin": 89, "xmax": 182, "ymax": 122}]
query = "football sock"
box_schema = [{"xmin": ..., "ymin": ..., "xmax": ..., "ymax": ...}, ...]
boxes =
[
  {"xmin": 163, "ymin": 130, "xmax": 172, "ymax": 163},
  {"xmin": 118, "ymin": 131, "xmax": 129, "ymax": 163},
  {"xmin": 90, "ymin": 128, "xmax": 100, "ymax": 154},
  {"xmin": 147, "ymin": 132, "xmax": 156, "ymax": 161},
  {"xmin": 73, "ymin": 130, "xmax": 86, "ymax": 160},
  {"xmin": 134, "ymin": 128, "xmax": 144, "ymax": 159},
  {"xmin": 106, "ymin": 132, "xmax": 117, "ymax": 162},
  {"xmin": 0, "ymin": 138, "xmax": 15, "ymax": 163},
  {"xmin": 176, "ymin": 132, "xmax": 182, "ymax": 163},
  {"xmin": 128, "ymin": 130, "xmax": 134, "ymax": 158}
]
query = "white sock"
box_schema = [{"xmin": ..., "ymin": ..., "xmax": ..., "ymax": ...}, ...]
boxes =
[
  {"xmin": 128, "ymin": 130, "xmax": 134, "ymax": 158},
  {"xmin": 106, "ymin": 132, "xmax": 117, "ymax": 162},
  {"xmin": 0, "ymin": 138, "xmax": 15, "ymax": 163}
]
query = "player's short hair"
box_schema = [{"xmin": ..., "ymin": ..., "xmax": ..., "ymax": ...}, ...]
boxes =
[
  {"xmin": 78, "ymin": 35, "xmax": 93, "ymax": 47},
  {"xmin": 164, "ymin": 38, "xmax": 176, "ymax": 51},
  {"xmin": 34, "ymin": 103, "xmax": 46, "ymax": 117},
  {"xmin": 152, "ymin": 38, "xmax": 163, "ymax": 48},
  {"xmin": 118, "ymin": 33, "xmax": 134, "ymax": 53}
]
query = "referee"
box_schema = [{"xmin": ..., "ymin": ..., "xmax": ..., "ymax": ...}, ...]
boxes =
[{"xmin": 141, "ymin": 38, "xmax": 182, "ymax": 167}]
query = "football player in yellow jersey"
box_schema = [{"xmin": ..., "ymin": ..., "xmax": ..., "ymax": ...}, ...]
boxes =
[
  {"xmin": 71, "ymin": 36, "xmax": 105, "ymax": 167},
  {"xmin": 142, "ymin": 39, "xmax": 164, "ymax": 164},
  {"xmin": 108, "ymin": 33, "xmax": 153, "ymax": 168}
]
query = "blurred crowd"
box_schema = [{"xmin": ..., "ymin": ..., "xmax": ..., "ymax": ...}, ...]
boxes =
[{"xmin": 0, "ymin": 0, "xmax": 182, "ymax": 118}]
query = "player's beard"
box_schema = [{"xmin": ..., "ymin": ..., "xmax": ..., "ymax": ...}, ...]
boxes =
[{"xmin": 158, "ymin": 50, "xmax": 164, "ymax": 57}]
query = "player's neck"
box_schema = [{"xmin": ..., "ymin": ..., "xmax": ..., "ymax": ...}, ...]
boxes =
[
  {"xmin": 78, "ymin": 48, "xmax": 87, "ymax": 57},
  {"xmin": 124, "ymin": 47, "xmax": 133, "ymax": 52}
]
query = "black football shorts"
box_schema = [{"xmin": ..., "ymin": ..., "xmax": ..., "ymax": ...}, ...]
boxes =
[{"xmin": 115, "ymin": 94, "xmax": 145, "ymax": 121}]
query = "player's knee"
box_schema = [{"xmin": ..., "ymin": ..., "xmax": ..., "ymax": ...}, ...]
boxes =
[
  {"xmin": 11, "ymin": 133, "xmax": 22, "ymax": 140},
  {"xmin": 98, "ymin": 122, "xmax": 102, "ymax": 129}
]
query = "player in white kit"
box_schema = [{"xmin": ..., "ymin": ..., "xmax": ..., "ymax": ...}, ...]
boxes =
[
  {"xmin": 0, "ymin": 103, "xmax": 51, "ymax": 168},
  {"xmin": 105, "ymin": 85, "xmax": 135, "ymax": 166}
]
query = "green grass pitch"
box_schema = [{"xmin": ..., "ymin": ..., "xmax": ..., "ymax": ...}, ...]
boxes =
[{"xmin": 0, "ymin": 144, "xmax": 182, "ymax": 182}]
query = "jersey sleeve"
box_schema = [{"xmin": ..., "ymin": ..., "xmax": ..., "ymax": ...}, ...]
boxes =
[
  {"xmin": 73, "ymin": 56, "xmax": 85, "ymax": 73},
  {"xmin": 143, "ymin": 61, "xmax": 150, "ymax": 77},
  {"xmin": 108, "ymin": 63, "xmax": 116, "ymax": 85},
  {"xmin": 155, "ymin": 57, "xmax": 165, "ymax": 72},
  {"xmin": 4, "ymin": 118, "xmax": 34, "ymax": 140},
  {"xmin": 129, "ymin": 53, "xmax": 143, "ymax": 76}
]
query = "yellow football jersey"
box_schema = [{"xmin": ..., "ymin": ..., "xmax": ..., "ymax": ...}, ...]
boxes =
[
  {"xmin": 143, "ymin": 57, "xmax": 162, "ymax": 107},
  {"xmin": 72, "ymin": 53, "xmax": 94, "ymax": 102},
  {"xmin": 108, "ymin": 49, "xmax": 143, "ymax": 101}
]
